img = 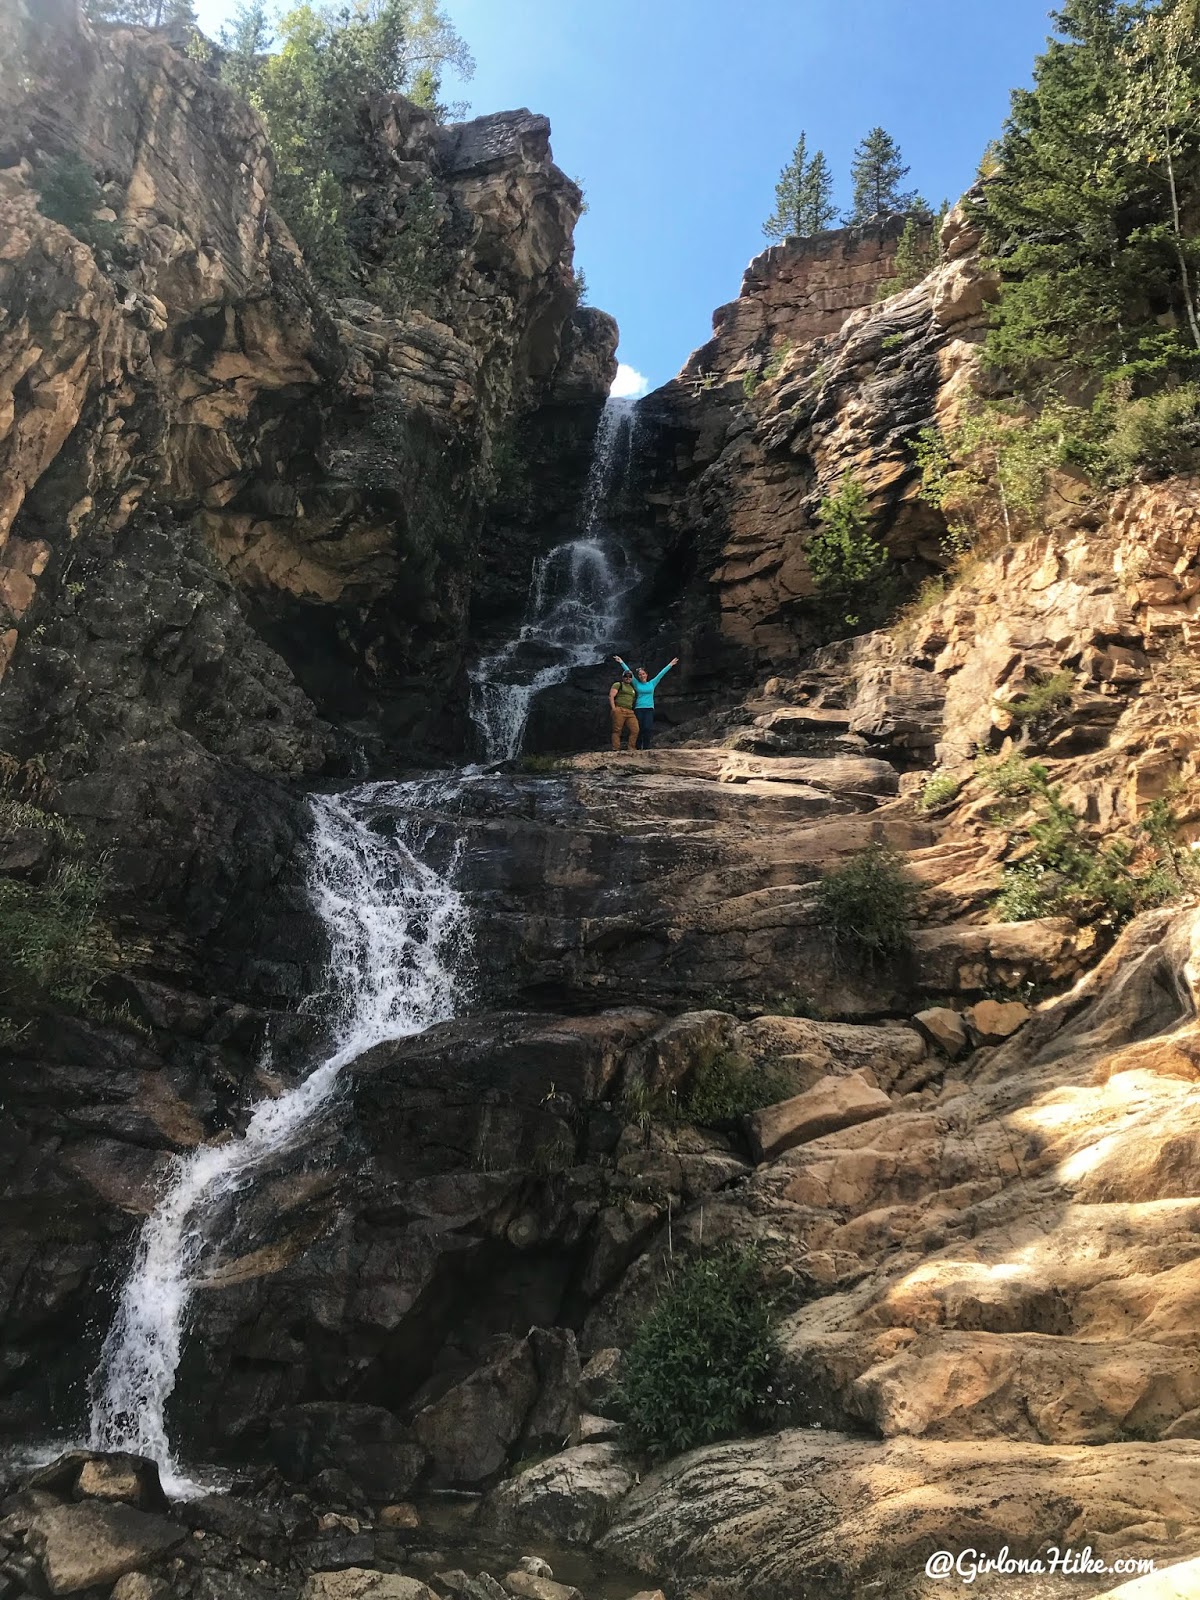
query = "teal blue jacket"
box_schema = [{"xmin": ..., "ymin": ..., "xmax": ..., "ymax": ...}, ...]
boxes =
[{"xmin": 615, "ymin": 658, "xmax": 674, "ymax": 709}]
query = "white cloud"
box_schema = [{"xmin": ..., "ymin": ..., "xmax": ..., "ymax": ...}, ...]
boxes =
[{"xmin": 610, "ymin": 362, "xmax": 650, "ymax": 399}]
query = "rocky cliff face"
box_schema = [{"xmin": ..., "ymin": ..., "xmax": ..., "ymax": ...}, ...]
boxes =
[
  {"xmin": 7, "ymin": 16, "xmax": 1200, "ymax": 1600},
  {"xmin": 0, "ymin": 0, "xmax": 613, "ymax": 1456},
  {"xmin": 0, "ymin": 0, "xmax": 615, "ymax": 767},
  {"xmin": 627, "ymin": 207, "xmax": 990, "ymax": 699}
]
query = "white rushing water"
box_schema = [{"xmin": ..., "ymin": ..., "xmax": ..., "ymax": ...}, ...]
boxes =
[
  {"xmin": 88, "ymin": 783, "xmax": 469, "ymax": 1496},
  {"xmin": 469, "ymin": 397, "xmax": 640, "ymax": 762}
]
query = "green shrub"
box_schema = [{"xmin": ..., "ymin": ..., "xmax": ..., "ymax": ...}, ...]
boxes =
[
  {"xmin": 807, "ymin": 473, "xmax": 890, "ymax": 628},
  {"xmin": 815, "ymin": 842, "xmax": 916, "ymax": 969},
  {"xmin": 0, "ymin": 857, "xmax": 109, "ymax": 1010},
  {"xmin": 975, "ymin": 751, "xmax": 1050, "ymax": 800},
  {"xmin": 365, "ymin": 178, "xmax": 450, "ymax": 312},
  {"xmin": 33, "ymin": 153, "xmax": 119, "ymax": 254},
  {"xmin": 620, "ymin": 1076, "xmax": 678, "ymax": 1137},
  {"xmin": 1001, "ymin": 670, "xmax": 1075, "ymax": 731},
  {"xmin": 680, "ymin": 1049, "xmax": 793, "ymax": 1126},
  {"xmin": 762, "ymin": 342, "xmax": 792, "ymax": 381},
  {"xmin": 1099, "ymin": 385, "xmax": 1200, "ymax": 484},
  {"xmin": 875, "ymin": 207, "xmax": 945, "ymax": 299},
  {"xmin": 913, "ymin": 401, "xmax": 1101, "ymax": 545},
  {"xmin": 881, "ymin": 331, "xmax": 907, "ymax": 352},
  {"xmin": 992, "ymin": 779, "xmax": 1185, "ymax": 927},
  {"xmin": 918, "ymin": 772, "xmax": 961, "ymax": 811},
  {"xmin": 517, "ymin": 754, "xmax": 567, "ymax": 775},
  {"xmin": 619, "ymin": 1247, "xmax": 781, "ymax": 1459},
  {"xmin": 742, "ymin": 370, "xmax": 760, "ymax": 400}
]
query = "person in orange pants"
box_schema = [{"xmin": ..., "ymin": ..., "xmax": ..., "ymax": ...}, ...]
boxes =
[{"xmin": 608, "ymin": 670, "xmax": 639, "ymax": 751}]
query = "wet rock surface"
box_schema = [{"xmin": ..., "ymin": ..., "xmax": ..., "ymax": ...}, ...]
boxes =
[{"xmin": 0, "ymin": 1450, "xmax": 646, "ymax": 1600}]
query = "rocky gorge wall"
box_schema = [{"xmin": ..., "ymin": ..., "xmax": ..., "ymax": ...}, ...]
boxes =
[
  {"xmin": 8, "ymin": 13, "xmax": 1200, "ymax": 1600},
  {"xmin": 622, "ymin": 207, "xmax": 988, "ymax": 712},
  {"xmin": 0, "ymin": 0, "xmax": 615, "ymax": 1456}
]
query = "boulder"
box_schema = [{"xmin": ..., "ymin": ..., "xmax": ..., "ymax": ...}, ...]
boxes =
[
  {"xmin": 484, "ymin": 1443, "xmax": 637, "ymax": 1545},
  {"xmin": 747, "ymin": 1071, "xmax": 892, "ymax": 1163},
  {"xmin": 913, "ymin": 1006, "xmax": 969, "ymax": 1059},
  {"xmin": 264, "ymin": 1403, "xmax": 426, "ymax": 1499},
  {"xmin": 414, "ymin": 1338, "xmax": 539, "ymax": 1486},
  {"xmin": 599, "ymin": 1430, "xmax": 1200, "ymax": 1600},
  {"xmin": 110, "ymin": 1577, "xmax": 172, "ymax": 1600},
  {"xmin": 965, "ymin": 998, "xmax": 1031, "ymax": 1045},
  {"xmin": 502, "ymin": 1576, "xmax": 582, "ymax": 1600},
  {"xmin": 76, "ymin": 1453, "xmax": 168, "ymax": 1512},
  {"xmin": 579, "ymin": 1348, "xmax": 624, "ymax": 1415},
  {"xmin": 522, "ymin": 1327, "xmax": 582, "ymax": 1454},
  {"xmin": 638, "ymin": 1010, "xmax": 739, "ymax": 1092},
  {"xmin": 26, "ymin": 1501, "xmax": 186, "ymax": 1595},
  {"xmin": 377, "ymin": 1503, "xmax": 420, "ymax": 1529},
  {"xmin": 301, "ymin": 1574, "xmax": 438, "ymax": 1600}
]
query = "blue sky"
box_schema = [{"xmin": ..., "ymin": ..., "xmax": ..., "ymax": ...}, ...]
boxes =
[{"xmin": 194, "ymin": 0, "xmax": 1060, "ymax": 395}]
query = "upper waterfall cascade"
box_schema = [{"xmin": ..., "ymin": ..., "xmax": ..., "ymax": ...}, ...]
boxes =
[
  {"xmin": 87, "ymin": 783, "xmax": 470, "ymax": 1495},
  {"xmin": 469, "ymin": 397, "xmax": 640, "ymax": 762}
]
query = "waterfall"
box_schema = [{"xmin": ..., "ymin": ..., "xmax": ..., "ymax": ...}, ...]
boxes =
[
  {"xmin": 470, "ymin": 397, "xmax": 640, "ymax": 762},
  {"xmin": 87, "ymin": 782, "xmax": 469, "ymax": 1496}
]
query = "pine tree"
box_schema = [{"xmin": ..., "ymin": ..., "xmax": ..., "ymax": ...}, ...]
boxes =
[
  {"xmin": 762, "ymin": 133, "xmax": 809, "ymax": 240},
  {"xmin": 798, "ymin": 150, "xmax": 837, "ymax": 234},
  {"xmin": 82, "ymin": 0, "xmax": 156, "ymax": 24},
  {"xmin": 877, "ymin": 206, "xmax": 947, "ymax": 299},
  {"xmin": 157, "ymin": 0, "xmax": 197, "ymax": 27},
  {"xmin": 83, "ymin": 0, "xmax": 194, "ymax": 24},
  {"xmin": 846, "ymin": 126, "xmax": 923, "ymax": 223},
  {"xmin": 219, "ymin": 1, "xmax": 272, "ymax": 101},
  {"xmin": 763, "ymin": 135, "xmax": 838, "ymax": 240},
  {"xmin": 982, "ymin": 0, "xmax": 1200, "ymax": 387}
]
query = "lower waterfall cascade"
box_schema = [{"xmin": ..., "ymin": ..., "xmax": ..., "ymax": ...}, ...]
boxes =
[
  {"xmin": 81, "ymin": 386, "xmax": 642, "ymax": 1492},
  {"xmin": 469, "ymin": 396, "xmax": 641, "ymax": 762},
  {"xmin": 86, "ymin": 783, "xmax": 470, "ymax": 1495}
]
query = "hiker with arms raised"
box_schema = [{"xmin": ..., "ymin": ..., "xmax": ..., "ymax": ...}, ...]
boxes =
[{"xmin": 611, "ymin": 653, "xmax": 679, "ymax": 750}]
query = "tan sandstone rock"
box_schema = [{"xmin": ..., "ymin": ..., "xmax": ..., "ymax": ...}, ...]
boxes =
[
  {"xmin": 965, "ymin": 998, "xmax": 1031, "ymax": 1045},
  {"xmin": 27, "ymin": 1502, "xmax": 185, "ymax": 1596},
  {"xmin": 301, "ymin": 1575, "xmax": 438, "ymax": 1600},
  {"xmin": 503, "ymin": 1575, "xmax": 582, "ymax": 1600},
  {"xmin": 748, "ymin": 1070, "xmax": 892, "ymax": 1163},
  {"xmin": 913, "ymin": 1007, "xmax": 969, "ymax": 1059},
  {"xmin": 1093, "ymin": 1558, "xmax": 1200, "ymax": 1599}
]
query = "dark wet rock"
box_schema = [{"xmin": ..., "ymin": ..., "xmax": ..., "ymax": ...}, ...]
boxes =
[{"xmin": 261, "ymin": 1405, "xmax": 426, "ymax": 1501}]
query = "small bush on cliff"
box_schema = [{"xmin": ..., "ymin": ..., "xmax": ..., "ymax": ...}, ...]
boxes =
[
  {"xmin": 1100, "ymin": 384, "xmax": 1200, "ymax": 484},
  {"xmin": 680, "ymin": 1048, "xmax": 793, "ymax": 1126},
  {"xmin": 913, "ymin": 401, "xmax": 1099, "ymax": 550},
  {"xmin": 1001, "ymin": 670, "xmax": 1076, "ymax": 733},
  {"xmin": 986, "ymin": 763, "xmax": 1185, "ymax": 926},
  {"xmin": 975, "ymin": 751, "xmax": 1050, "ymax": 801},
  {"xmin": 816, "ymin": 842, "xmax": 916, "ymax": 970},
  {"xmin": 875, "ymin": 207, "xmax": 945, "ymax": 300},
  {"xmin": 808, "ymin": 473, "xmax": 891, "ymax": 628},
  {"xmin": 33, "ymin": 154, "xmax": 119, "ymax": 256},
  {"xmin": 918, "ymin": 772, "xmax": 961, "ymax": 812},
  {"xmin": 0, "ymin": 857, "xmax": 109, "ymax": 1011},
  {"xmin": 619, "ymin": 1247, "xmax": 782, "ymax": 1459}
]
